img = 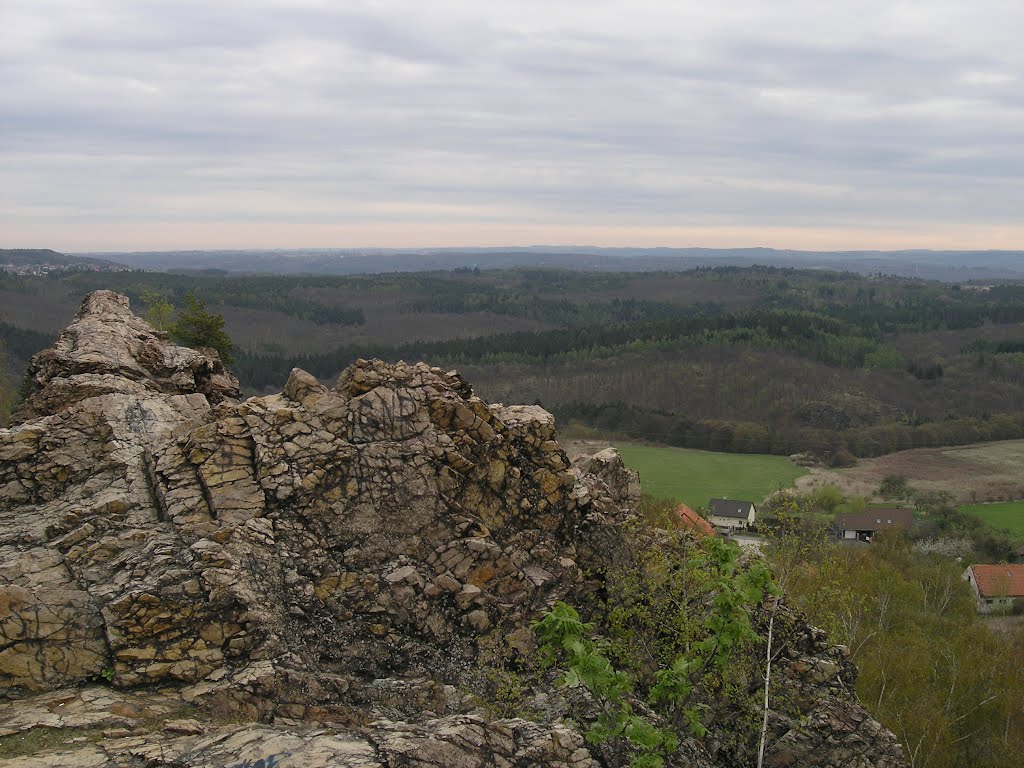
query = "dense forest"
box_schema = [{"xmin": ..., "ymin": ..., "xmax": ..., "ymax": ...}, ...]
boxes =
[{"xmin": 2, "ymin": 266, "xmax": 1024, "ymax": 458}]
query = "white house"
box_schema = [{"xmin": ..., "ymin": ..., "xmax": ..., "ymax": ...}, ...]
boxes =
[{"xmin": 707, "ymin": 498, "xmax": 756, "ymax": 531}]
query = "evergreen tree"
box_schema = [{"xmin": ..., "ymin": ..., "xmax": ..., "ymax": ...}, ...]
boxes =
[{"xmin": 170, "ymin": 293, "xmax": 234, "ymax": 364}]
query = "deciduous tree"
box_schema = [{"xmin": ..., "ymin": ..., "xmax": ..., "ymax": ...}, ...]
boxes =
[{"xmin": 138, "ymin": 289, "xmax": 174, "ymax": 331}]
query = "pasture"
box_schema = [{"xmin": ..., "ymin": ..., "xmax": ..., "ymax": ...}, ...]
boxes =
[
  {"xmin": 958, "ymin": 501, "xmax": 1024, "ymax": 542},
  {"xmin": 612, "ymin": 443, "xmax": 807, "ymax": 508},
  {"xmin": 795, "ymin": 439, "xmax": 1024, "ymax": 505}
]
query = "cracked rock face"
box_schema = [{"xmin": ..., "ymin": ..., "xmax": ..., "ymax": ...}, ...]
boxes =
[
  {"xmin": 1, "ymin": 292, "xmax": 598, "ymax": 708},
  {"xmin": 0, "ymin": 291, "xmax": 908, "ymax": 768}
]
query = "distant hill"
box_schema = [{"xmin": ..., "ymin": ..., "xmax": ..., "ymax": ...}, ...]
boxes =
[
  {"xmin": 75, "ymin": 246, "xmax": 1024, "ymax": 281},
  {"xmin": 1, "ymin": 248, "xmax": 73, "ymax": 265},
  {"xmin": 1, "ymin": 248, "xmax": 126, "ymax": 270}
]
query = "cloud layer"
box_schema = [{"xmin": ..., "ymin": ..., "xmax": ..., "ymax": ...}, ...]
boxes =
[{"xmin": 2, "ymin": 0, "xmax": 1023, "ymax": 250}]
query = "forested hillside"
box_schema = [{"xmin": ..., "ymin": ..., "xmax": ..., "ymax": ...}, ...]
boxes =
[{"xmin": 2, "ymin": 266, "xmax": 1024, "ymax": 457}]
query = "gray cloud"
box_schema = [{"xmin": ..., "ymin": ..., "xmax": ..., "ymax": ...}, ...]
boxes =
[{"xmin": 2, "ymin": 0, "xmax": 1024, "ymax": 249}]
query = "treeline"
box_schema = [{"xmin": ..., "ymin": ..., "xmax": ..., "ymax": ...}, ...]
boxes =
[
  {"xmin": 401, "ymin": 294, "xmax": 708, "ymax": 326},
  {"xmin": 554, "ymin": 401, "xmax": 1024, "ymax": 460},
  {"xmin": 831, "ymin": 297, "xmax": 1024, "ymax": 333},
  {"xmin": 232, "ymin": 307, "xmax": 902, "ymax": 391},
  {"xmin": 2, "ymin": 324, "xmax": 60, "ymax": 424},
  {"xmin": 964, "ymin": 339, "xmax": 1024, "ymax": 355},
  {"xmin": 761, "ymin": 271, "xmax": 1024, "ymax": 332},
  {"xmin": 28, "ymin": 272, "xmax": 367, "ymax": 326},
  {"xmin": 225, "ymin": 273, "xmax": 1024, "ymax": 395}
]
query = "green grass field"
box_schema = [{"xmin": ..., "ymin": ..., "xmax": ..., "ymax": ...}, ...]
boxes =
[
  {"xmin": 614, "ymin": 443, "xmax": 808, "ymax": 508},
  {"xmin": 958, "ymin": 501, "xmax": 1024, "ymax": 541}
]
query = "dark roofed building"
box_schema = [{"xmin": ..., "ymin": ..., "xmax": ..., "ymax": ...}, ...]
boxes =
[
  {"xmin": 707, "ymin": 498, "xmax": 756, "ymax": 530},
  {"xmin": 835, "ymin": 508, "xmax": 914, "ymax": 543}
]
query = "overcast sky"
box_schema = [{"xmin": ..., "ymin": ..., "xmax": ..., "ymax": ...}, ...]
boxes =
[{"xmin": 2, "ymin": 0, "xmax": 1023, "ymax": 252}]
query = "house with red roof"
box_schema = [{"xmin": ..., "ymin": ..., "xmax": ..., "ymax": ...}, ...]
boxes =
[
  {"xmin": 676, "ymin": 503, "xmax": 714, "ymax": 536},
  {"xmin": 963, "ymin": 564, "xmax": 1024, "ymax": 613}
]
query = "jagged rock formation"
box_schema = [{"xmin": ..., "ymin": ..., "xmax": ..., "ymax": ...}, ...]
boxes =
[
  {"xmin": 0, "ymin": 292, "xmax": 907, "ymax": 767},
  {"xmin": 571, "ymin": 447, "xmax": 641, "ymax": 510}
]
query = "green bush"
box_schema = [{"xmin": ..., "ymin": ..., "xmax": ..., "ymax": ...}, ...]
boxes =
[{"xmin": 534, "ymin": 535, "xmax": 779, "ymax": 766}]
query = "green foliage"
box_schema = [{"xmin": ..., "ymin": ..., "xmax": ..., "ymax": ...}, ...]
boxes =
[
  {"xmin": 637, "ymin": 493, "xmax": 684, "ymax": 530},
  {"xmin": 810, "ymin": 484, "xmax": 845, "ymax": 513},
  {"xmin": 6, "ymin": 264, "xmax": 1024, "ymax": 459},
  {"xmin": 60, "ymin": 271, "xmax": 366, "ymax": 327},
  {"xmin": 863, "ymin": 344, "xmax": 904, "ymax": 370},
  {"xmin": 138, "ymin": 289, "xmax": 174, "ymax": 331},
  {"xmin": 762, "ymin": 504, "xmax": 858, "ymax": 642},
  {"xmin": 833, "ymin": 495, "xmax": 868, "ymax": 516},
  {"xmin": 0, "ymin": 322, "xmax": 52, "ymax": 425},
  {"xmin": 0, "ymin": 322, "xmax": 53, "ymax": 365},
  {"xmin": 913, "ymin": 505, "xmax": 1020, "ymax": 561},
  {"xmin": 877, "ymin": 474, "xmax": 912, "ymax": 501},
  {"xmin": 0, "ymin": 726, "xmax": 109, "ymax": 759},
  {"xmin": 557, "ymin": 401, "xmax": 1024, "ymax": 461},
  {"xmin": 694, "ymin": 540, "xmax": 779, "ymax": 669},
  {"xmin": 533, "ymin": 602, "xmax": 677, "ymax": 767},
  {"xmin": 534, "ymin": 535, "xmax": 780, "ymax": 764},
  {"xmin": 911, "ymin": 488, "xmax": 954, "ymax": 516},
  {"xmin": 907, "ymin": 358, "xmax": 944, "ymax": 380},
  {"xmin": 170, "ymin": 293, "xmax": 235, "ymax": 364}
]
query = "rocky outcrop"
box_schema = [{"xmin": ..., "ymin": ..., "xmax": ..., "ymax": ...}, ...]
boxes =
[
  {"xmin": 0, "ymin": 292, "xmax": 907, "ymax": 767},
  {"xmin": 14, "ymin": 291, "xmax": 239, "ymax": 423},
  {"xmin": 571, "ymin": 447, "xmax": 641, "ymax": 509}
]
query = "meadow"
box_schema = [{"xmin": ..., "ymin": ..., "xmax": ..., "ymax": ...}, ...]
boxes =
[
  {"xmin": 958, "ymin": 500, "xmax": 1024, "ymax": 542},
  {"xmin": 795, "ymin": 439, "xmax": 1024, "ymax": 505},
  {"xmin": 613, "ymin": 443, "xmax": 807, "ymax": 508}
]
